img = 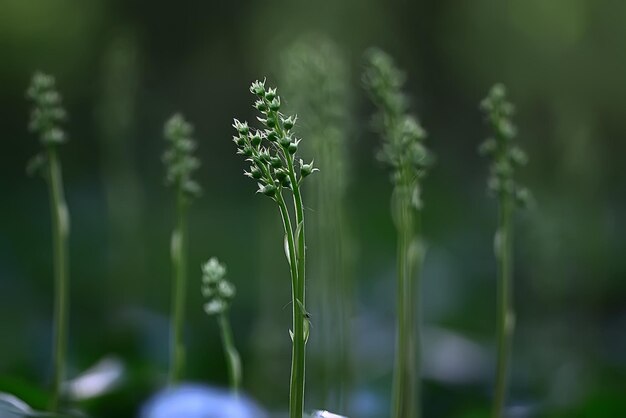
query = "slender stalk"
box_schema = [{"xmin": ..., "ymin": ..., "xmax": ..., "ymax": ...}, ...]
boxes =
[
  {"xmin": 277, "ymin": 190, "xmax": 305, "ymax": 418},
  {"xmin": 163, "ymin": 113, "xmax": 200, "ymax": 384},
  {"xmin": 363, "ymin": 50, "xmax": 432, "ymax": 418},
  {"xmin": 292, "ymin": 171, "xmax": 307, "ymax": 418},
  {"xmin": 218, "ymin": 313, "xmax": 242, "ymax": 392},
  {"xmin": 47, "ymin": 147, "xmax": 69, "ymax": 412},
  {"xmin": 479, "ymin": 84, "xmax": 529, "ymax": 418},
  {"xmin": 233, "ymin": 81, "xmax": 315, "ymax": 418},
  {"xmin": 201, "ymin": 258, "xmax": 241, "ymax": 392},
  {"xmin": 391, "ymin": 180, "xmax": 420, "ymax": 418},
  {"xmin": 410, "ymin": 211, "xmax": 423, "ymax": 418},
  {"xmin": 492, "ymin": 193, "xmax": 514, "ymax": 418},
  {"xmin": 259, "ymin": 152, "xmax": 304, "ymax": 416},
  {"xmin": 169, "ymin": 189, "xmax": 187, "ymax": 383},
  {"xmin": 26, "ymin": 72, "xmax": 72, "ymax": 413}
]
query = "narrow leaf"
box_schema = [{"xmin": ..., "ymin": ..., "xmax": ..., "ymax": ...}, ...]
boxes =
[
  {"xmin": 284, "ymin": 234, "xmax": 291, "ymax": 265},
  {"xmin": 294, "ymin": 221, "xmax": 304, "ymax": 258}
]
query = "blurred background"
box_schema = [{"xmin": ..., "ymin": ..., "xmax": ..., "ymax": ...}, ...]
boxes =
[{"xmin": 1, "ymin": 0, "xmax": 625, "ymax": 417}]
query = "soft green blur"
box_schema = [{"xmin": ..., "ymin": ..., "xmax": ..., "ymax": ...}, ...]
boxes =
[{"xmin": 0, "ymin": 1, "xmax": 624, "ymax": 417}]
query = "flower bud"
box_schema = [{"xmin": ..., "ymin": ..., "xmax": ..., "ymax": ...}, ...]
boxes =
[
  {"xmin": 266, "ymin": 116, "xmax": 276, "ymax": 128},
  {"xmin": 259, "ymin": 184, "xmax": 277, "ymax": 197},
  {"xmin": 267, "ymin": 131, "xmax": 278, "ymax": 142},
  {"xmin": 269, "ymin": 98, "xmax": 280, "ymax": 111},
  {"xmin": 255, "ymin": 99, "xmax": 268, "ymax": 112},
  {"xmin": 270, "ymin": 156, "xmax": 282, "ymax": 168},
  {"xmin": 233, "ymin": 119, "xmax": 249, "ymax": 135},
  {"xmin": 251, "ymin": 166, "xmax": 262, "ymax": 179},
  {"xmin": 279, "ymin": 136, "xmax": 291, "ymax": 148},
  {"xmin": 259, "ymin": 149, "xmax": 271, "ymax": 162},
  {"xmin": 282, "ymin": 115, "xmax": 296, "ymax": 131},
  {"xmin": 266, "ymin": 88, "xmax": 277, "ymax": 101},
  {"xmin": 509, "ymin": 147, "xmax": 528, "ymax": 166},
  {"xmin": 250, "ymin": 80, "xmax": 266, "ymax": 97},
  {"xmin": 301, "ymin": 164, "xmax": 313, "ymax": 177},
  {"xmin": 478, "ymin": 138, "xmax": 497, "ymax": 155},
  {"xmin": 234, "ymin": 135, "xmax": 246, "ymax": 147},
  {"xmin": 250, "ymin": 132, "xmax": 262, "ymax": 147},
  {"xmin": 516, "ymin": 187, "xmax": 529, "ymax": 205},
  {"xmin": 275, "ymin": 170, "xmax": 288, "ymax": 181},
  {"xmin": 288, "ymin": 142, "xmax": 298, "ymax": 154}
]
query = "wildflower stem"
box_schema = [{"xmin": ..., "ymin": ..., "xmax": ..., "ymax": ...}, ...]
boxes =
[
  {"xmin": 47, "ymin": 146, "xmax": 69, "ymax": 412},
  {"xmin": 363, "ymin": 50, "xmax": 431, "ymax": 418},
  {"xmin": 233, "ymin": 81, "xmax": 314, "ymax": 418},
  {"xmin": 170, "ymin": 188, "xmax": 188, "ymax": 383},
  {"xmin": 294, "ymin": 200, "xmax": 307, "ymax": 418},
  {"xmin": 493, "ymin": 192, "xmax": 514, "ymax": 418},
  {"xmin": 391, "ymin": 178, "xmax": 420, "ymax": 418},
  {"xmin": 163, "ymin": 113, "xmax": 199, "ymax": 384},
  {"xmin": 218, "ymin": 313, "xmax": 242, "ymax": 392},
  {"xmin": 277, "ymin": 188, "xmax": 306, "ymax": 418},
  {"xmin": 479, "ymin": 84, "xmax": 527, "ymax": 418}
]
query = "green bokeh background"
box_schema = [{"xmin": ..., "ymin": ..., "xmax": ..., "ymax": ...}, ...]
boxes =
[{"xmin": 1, "ymin": 0, "xmax": 624, "ymax": 417}]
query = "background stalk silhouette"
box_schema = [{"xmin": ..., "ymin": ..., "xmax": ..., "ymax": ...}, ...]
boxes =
[
  {"xmin": 479, "ymin": 84, "xmax": 531, "ymax": 418},
  {"xmin": 201, "ymin": 257, "xmax": 242, "ymax": 392},
  {"xmin": 279, "ymin": 35, "xmax": 354, "ymax": 413},
  {"xmin": 26, "ymin": 72, "xmax": 71, "ymax": 412},
  {"xmin": 363, "ymin": 49, "xmax": 432, "ymax": 418},
  {"xmin": 162, "ymin": 114, "xmax": 201, "ymax": 383}
]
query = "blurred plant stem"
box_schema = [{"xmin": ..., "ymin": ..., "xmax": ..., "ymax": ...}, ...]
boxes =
[
  {"xmin": 218, "ymin": 313, "xmax": 242, "ymax": 392},
  {"xmin": 162, "ymin": 113, "xmax": 201, "ymax": 384},
  {"xmin": 278, "ymin": 36, "xmax": 353, "ymax": 412},
  {"xmin": 96, "ymin": 29, "xmax": 145, "ymax": 300},
  {"xmin": 363, "ymin": 49, "xmax": 432, "ymax": 418},
  {"xmin": 479, "ymin": 84, "xmax": 529, "ymax": 418},
  {"xmin": 26, "ymin": 72, "xmax": 71, "ymax": 413},
  {"xmin": 391, "ymin": 179, "xmax": 422, "ymax": 418},
  {"xmin": 493, "ymin": 193, "xmax": 514, "ymax": 418},
  {"xmin": 47, "ymin": 147, "xmax": 69, "ymax": 412},
  {"xmin": 170, "ymin": 190, "xmax": 188, "ymax": 383},
  {"xmin": 201, "ymin": 257, "xmax": 242, "ymax": 393},
  {"xmin": 276, "ymin": 182, "xmax": 306, "ymax": 418}
]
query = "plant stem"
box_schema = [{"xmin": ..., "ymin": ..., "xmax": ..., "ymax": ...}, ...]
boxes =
[
  {"xmin": 170, "ymin": 188, "xmax": 187, "ymax": 384},
  {"xmin": 276, "ymin": 189, "xmax": 305, "ymax": 418},
  {"xmin": 47, "ymin": 147, "xmax": 69, "ymax": 413},
  {"xmin": 287, "ymin": 155, "xmax": 307, "ymax": 418},
  {"xmin": 493, "ymin": 193, "xmax": 514, "ymax": 418},
  {"xmin": 218, "ymin": 313, "xmax": 242, "ymax": 393},
  {"xmin": 410, "ymin": 211, "xmax": 422, "ymax": 418},
  {"xmin": 391, "ymin": 180, "xmax": 421, "ymax": 418}
]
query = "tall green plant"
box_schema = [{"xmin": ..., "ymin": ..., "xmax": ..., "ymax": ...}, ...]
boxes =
[
  {"xmin": 162, "ymin": 113, "xmax": 201, "ymax": 383},
  {"xmin": 26, "ymin": 72, "xmax": 71, "ymax": 412},
  {"xmin": 363, "ymin": 49, "xmax": 432, "ymax": 418},
  {"xmin": 479, "ymin": 84, "xmax": 530, "ymax": 418},
  {"xmin": 232, "ymin": 80, "xmax": 317, "ymax": 418},
  {"xmin": 201, "ymin": 257, "xmax": 241, "ymax": 392},
  {"xmin": 279, "ymin": 35, "xmax": 353, "ymax": 413}
]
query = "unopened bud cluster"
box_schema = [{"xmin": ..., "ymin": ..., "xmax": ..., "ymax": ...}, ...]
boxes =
[
  {"xmin": 363, "ymin": 49, "xmax": 432, "ymax": 199},
  {"xmin": 163, "ymin": 113, "xmax": 201, "ymax": 199},
  {"xmin": 479, "ymin": 84, "xmax": 530, "ymax": 207},
  {"xmin": 26, "ymin": 72, "xmax": 68, "ymax": 146},
  {"xmin": 233, "ymin": 79, "xmax": 317, "ymax": 198},
  {"xmin": 201, "ymin": 257, "xmax": 236, "ymax": 316}
]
